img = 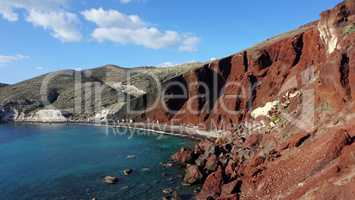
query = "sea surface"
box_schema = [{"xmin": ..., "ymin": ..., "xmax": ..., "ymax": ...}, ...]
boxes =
[{"xmin": 0, "ymin": 123, "xmax": 197, "ymax": 200}]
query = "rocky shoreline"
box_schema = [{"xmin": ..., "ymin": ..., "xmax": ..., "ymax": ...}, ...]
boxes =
[
  {"xmin": 171, "ymin": 137, "xmax": 242, "ymax": 200},
  {"xmin": 169, "ymin": 126, "xmax": 355, "ymax": 200}
]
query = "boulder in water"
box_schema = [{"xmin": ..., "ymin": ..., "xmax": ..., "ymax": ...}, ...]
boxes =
[
  {"xmin": 123, "ymin": 169, "xmax": 133, "ymax": 176},
  {"xmin": 103, "ymin": 176, "xmax": 118, "ymax": 184}
]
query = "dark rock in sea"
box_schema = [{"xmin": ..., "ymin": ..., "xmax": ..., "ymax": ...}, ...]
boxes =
[
  {"xmin": 161, "ymin": 162, "xmax": 174, "ymax": 168},
  {"xmin": 172, "ymin": 191, "xmax": 181, "ymax": 200},
  {"xmin": 103, "ymin": 176, "xmax": 118, "ymax": 184},
  {"xmin": 162, "ymin": 190, "xmax": 181, "ymax": 200},
  {"xmin": 167, "ymin": 177, "xmax": 176, "ymax": 183},
  {"xmin": 162, "ymin": 188, "xmax": 173, "ymax": 194},
  {"xmin": 126, "ymin": 155, "xmax": 136, "ymax": 159},
  {"xmin": 171, "ymin": 147, "xmax": 193, "ymax": 164},
  {"xmin": 123, "ymin": 169, "xmax": 133, "ymax": 176}
]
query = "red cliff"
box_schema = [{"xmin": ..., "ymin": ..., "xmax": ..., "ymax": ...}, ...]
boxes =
[{"xmin": 112, "ymin": 1, "xmax": 355, "ymax": 199}]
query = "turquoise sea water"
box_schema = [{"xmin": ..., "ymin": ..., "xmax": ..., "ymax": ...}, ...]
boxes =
[{"xmin": 0, "ymin": 123, "xmax": 196, "ymax": 200}]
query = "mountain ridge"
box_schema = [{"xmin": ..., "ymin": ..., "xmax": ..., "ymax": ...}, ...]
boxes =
[{"xmin": 0, "ymin": 62, "xmax": 204, "ymax": 122}]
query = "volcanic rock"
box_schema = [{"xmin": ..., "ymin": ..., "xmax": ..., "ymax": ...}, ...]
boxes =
[
  {"xmin": 183, "ymin": 165, "xmax": 203, "ymax": 185},
  {"xmin": 195, "ymin": 153, "xmax": 208, "ymax": 168},
  {"xmin": 243, "ymin": 134, "xmax": 262, "ymax": 149},
  {"xmin": 205, "ymin": 154, "xmax": 218, "ymax": 172},
  {"xmin": 277, "ymin": 132, "xmax": 311, "ymax": 151},
  {"xmin": 197, "ymin": 167, "xmax": 224, "ymax": 200},
  {"xmin": 225, "ymin": 160, "xmax": 237, "ymax": 180},
  {"xmin": 123, "ymin": 169, "xmax": 133, "ymax": 176},
  {"xmin": 171, "ymin": 147, "xmax": 194, "ymax": 164},
  {"xmin": 221, "ymin": 180, "xmax": 239, "ymax": 196},
  {"xmin": 217, "ymin": 194, "xmax": 239, "ymax": 200}
]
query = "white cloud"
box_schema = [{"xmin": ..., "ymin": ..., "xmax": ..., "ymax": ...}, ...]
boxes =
[
  {"xmin": 81, "ymin": 8, "xmax": 144, "ymax": 29},
  {"xmin": 0, "ymin": 1, "xmax": 199, "ymax": 49},
  {"xmin": 91, "ymin": 27, "xmax": 179, "ymax": 49},
  {"xmin": 82, "ymin": 8, "xmax": 199, "ymax": 51},
  {"xmin": 0, "ymin": 54, "xmax": 29, "ymax": 63},
  {"xmin": 179, "ymin": 36, "xmax": 200, "ymax": 53},
  {"xmin": 26, "ymin": 10, "xmax": 82, "ymax": 42},
  {"xmin": 0, "ymin": 4, "xmax": 18, "ymax": 21},
  {"xmin": 0, "ymin": 0, "xmax": 82, "ymax": 42}
]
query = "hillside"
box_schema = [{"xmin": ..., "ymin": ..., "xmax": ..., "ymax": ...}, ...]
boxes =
[
  {"xmin": 0, "ymin": 83, "xmax": 8, "ymax": 87},
  {"xmin": 0, "ymin": 62, "xmax": 203, "ymax": 122}
]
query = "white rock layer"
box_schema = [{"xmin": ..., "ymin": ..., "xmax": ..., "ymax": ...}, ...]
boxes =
[
  {"xmin": 251, "ymin": 100, "xmax": 280, "ymax": 119},
  {"xmin": 28, "ymin": 109, "xmax": 68, "ymax": 122}
]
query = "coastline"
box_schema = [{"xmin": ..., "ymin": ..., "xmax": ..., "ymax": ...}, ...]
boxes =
[{"xmin": 3, "ymin": 120, "xmax": 221, "ymax": 141}]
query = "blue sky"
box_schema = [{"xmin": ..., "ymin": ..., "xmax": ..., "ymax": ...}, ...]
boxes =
[{"xmin": 0, "ymin": 0, "xmax": 342, "ymax": 84}]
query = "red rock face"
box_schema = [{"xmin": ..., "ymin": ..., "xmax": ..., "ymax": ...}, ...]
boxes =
[
  {"xmin": 135, "ymin": 1, "xmax": 353, "ymax": 134},
  {"xmin": 110, "ymin": 1, "xmax": 355, "ymax": 133},
  {"xmin": 240, "ymin": 129, "xmax": 351, "ymax": 199},
  {"xmin": 197, "ymin": 167, "xmax": 224, "ymax": 200},
  {"xmin": 113, "ymin": 1, "xmax": 355, "ymax": 199}
]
